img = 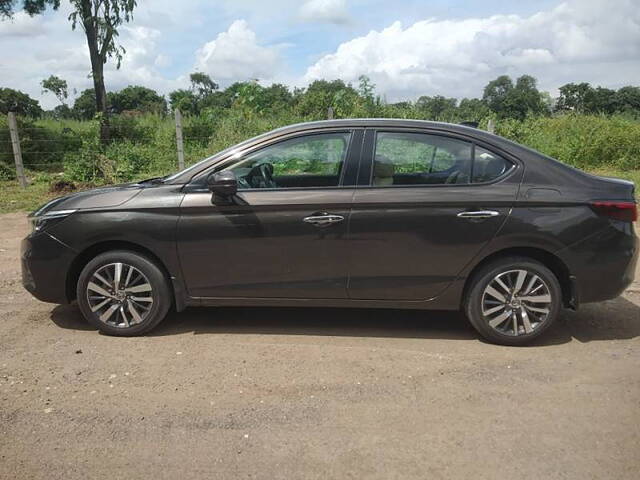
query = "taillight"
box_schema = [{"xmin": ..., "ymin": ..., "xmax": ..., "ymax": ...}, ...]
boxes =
[{"xmin": 591, "ymin": 201, "xmax": 637, "ymax": 222}]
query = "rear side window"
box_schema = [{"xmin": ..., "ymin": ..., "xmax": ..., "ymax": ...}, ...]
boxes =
[
  {"xmin": 372, "ymin": 131, "xmax": 512, "ymax": 186},
  {"xmin": 374, "ymin": 132, "xmax": 472, "ymax": 186},
  {"xmin": 472, "ymin": 146, "xmax": 511, "ymax": 183}
]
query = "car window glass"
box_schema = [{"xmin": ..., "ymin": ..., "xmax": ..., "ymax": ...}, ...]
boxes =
[
  {"xmin": 226, "ymin": 132, "xmax": 351, "ymax": 190},
  {"xmin": 472, "ymin": 146, "xmax": 511, "ymax": 183},
  {"xmin": 373, "ymin": 132, "xmax": 472, "ymax": 186}
]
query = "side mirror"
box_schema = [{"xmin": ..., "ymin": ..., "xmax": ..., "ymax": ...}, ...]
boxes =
[{"xmin": 207, "ymin": 171, "xmax": 238, "ymax": 204}]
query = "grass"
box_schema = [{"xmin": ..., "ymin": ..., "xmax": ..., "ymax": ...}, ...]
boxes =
[
  {"xmin": 588, "ymin": 168, "xmax": 640, "ymax": 189},
  {"xmin": 0, "ymin": 181, "xmax": 59, "ymax": 213},
  {"xmin": 1, "ymin": 168, "xmax": 637, "ymax": 215}
]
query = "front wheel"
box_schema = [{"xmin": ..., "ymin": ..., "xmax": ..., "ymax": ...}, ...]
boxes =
[
  {"xmin": 76, "ymin": 250, "xmax": 171, "ymax": 336},
  {"xmin": 464, "ymin": 257, "xmax": 562, "ymax": 346}
]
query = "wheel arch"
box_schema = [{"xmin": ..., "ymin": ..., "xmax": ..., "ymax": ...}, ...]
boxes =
[
  {"xmin": 66, "ymin": 240, "xmax": 176, "ymax": 307},
  {"xmin": 462, "ymin": 247, "xmax": 576, "ymax": 309}
]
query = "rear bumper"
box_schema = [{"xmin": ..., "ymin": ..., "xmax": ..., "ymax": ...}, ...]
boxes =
[
  {"xmin": 559, "ymin": 222, "xmax": 638, "ymax": 304},
  {"xmin": 21, "ymin": 232, "xmax": 76, "ymax": 304}
]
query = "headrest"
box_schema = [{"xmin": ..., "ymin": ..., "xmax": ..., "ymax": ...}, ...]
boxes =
[{"xmin": 374, "ymin": 154, "xmax": 395, "ymax": 178}]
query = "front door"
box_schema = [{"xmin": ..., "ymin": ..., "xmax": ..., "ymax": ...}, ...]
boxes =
[
  {"xmin": 347, "ymin": 129, "xmax": 522, "ymax": 300},
  {"xmin": 177, "ymin": 130, "xmax": 361, "ymax": 299}
]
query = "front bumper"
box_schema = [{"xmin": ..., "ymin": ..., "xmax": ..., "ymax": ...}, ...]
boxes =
[{"xmin": 21, "ymin": 232, "xmax": 76, "ymax": 304}]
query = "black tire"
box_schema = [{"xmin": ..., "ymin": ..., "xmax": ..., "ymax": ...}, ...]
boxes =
[
  {"xmin": 76, "ymin": 250, "xmax": 171, "ymax": 336},
  {"xmin": 464, "ymin": 256, "xmax": 562, "ymax": 346}
]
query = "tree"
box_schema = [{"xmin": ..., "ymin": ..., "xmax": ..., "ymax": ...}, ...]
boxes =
[
  {"xmin": 0, "ymin": 0, "xmax": 59, "ymax": 17},
  {"xmin": 555, "ymin": 83, "xmax": 594, "ymax": 113},
  {"xmin": 2, "ymin": 0, "xmax": 138, "ymax": 144},
  {"xmin": 458, "ymin": 98, "xmax": 491, "ymax": 122},
  {"xmin": 296, "ymin": 80, "xmax": 360, "ymax": 118},
  {"xmin": 416, "ymin": 95, "xmax": 457, "ymax": 120},
  {"xmin": 482, "ymin": 75, "xmax": 546, "ymax": 119},
  {"xmin": 613, "ymin": 86, "xmax": 640, "ymax": 113},
  {"xmin": 189, "ymin": 72, "xmax": 218, "ymax": 99},
  {"xmin": 41, "ymin": 74, "xmax": 68, "ymax": 105},
  {"xmin": 0, "ymin": 87, "xmax": 43, "ymax": 116},
  {"xmin": 506, "ymin": 75, "xmax": 546, "ymax": 120},
  {"xmin": 72, "ymin": 88, "xmax": 97, "ymax": 120},
  {"xmin": 482, "ymin": 75, "xmax": 513, "ymax": 116},
  {"xmin": 68, "ymin": 1, "xmax": 137, "ymax": 144},
  {"xmin": 108, "ymin": 85, "xmax": 166, "ymax": 114},
  {"xmin": 49, "ymin": 104, "xmax": 73, "ymax": 119},
  {"xmin": 261, "ymin": 83, "xmax": 293, "ymax": 111},
  {"xmin": 168, "ymin": 89, "xmax": 199, "ymax": 115},
  {"xmin": 588, "ymin": 87, "xmax": 616, "ymax": 114}
]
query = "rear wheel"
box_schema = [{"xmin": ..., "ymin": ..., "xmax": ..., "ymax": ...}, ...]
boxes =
[
  {"xmin": 76, "ymin": 250, "xmax": 171, "ymax": 336},
  {"xmin": 464, "ymin": 256, "xmax": 561, "ymax": 346}
]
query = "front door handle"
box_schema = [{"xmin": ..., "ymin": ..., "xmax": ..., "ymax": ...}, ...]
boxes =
[
  {"xmin": 457, "ymin": 210, "xmax": 500, "ymax": 219},
  {"xmin": 303, "ymin": 213, "xmax": 345, "ymax": 227}
]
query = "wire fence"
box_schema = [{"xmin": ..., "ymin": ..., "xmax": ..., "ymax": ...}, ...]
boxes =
[{"xmin": 1, "ymin": 109, "xmax": 212, "ymax": 185}]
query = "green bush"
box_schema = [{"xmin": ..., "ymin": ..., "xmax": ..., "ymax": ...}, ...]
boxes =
[{"xmin": 496, "ymin": 114, "xmax": 640, "ymax": 170}]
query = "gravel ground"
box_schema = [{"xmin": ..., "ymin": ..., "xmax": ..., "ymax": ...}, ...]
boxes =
[{"xmin": 1, "ymin": 212, "xmax": 639, "ymax": 479}]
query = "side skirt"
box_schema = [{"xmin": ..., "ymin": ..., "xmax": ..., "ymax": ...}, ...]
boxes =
[{"xmin": 185, "ymin": 295, "xmax": 458, "ymax": 311}]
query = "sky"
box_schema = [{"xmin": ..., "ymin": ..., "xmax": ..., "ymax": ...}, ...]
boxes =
[{"xmin": 0, "ymin": 0, "xmax": 639, "ymax": 109}]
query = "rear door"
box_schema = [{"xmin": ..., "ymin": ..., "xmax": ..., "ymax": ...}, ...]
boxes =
[
  {"xmin": 177, "ymin": 129, "xmax": 363, "ymax": 299},
  {"xmin": 347, "ymin": 128, "xmax": 522, "ymax": 300}
]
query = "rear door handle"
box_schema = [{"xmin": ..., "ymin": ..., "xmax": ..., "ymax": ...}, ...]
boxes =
[
  {"xmin": 457, "ymin": 210, "xmax": 500, "ymax": 219},
  {"xmin": 303, "ymin": 213, "xmax": 345, "ymax": 227}
]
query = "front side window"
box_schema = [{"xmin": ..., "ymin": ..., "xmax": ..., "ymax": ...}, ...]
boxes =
[
  {"xmin": 225, "ymin": 132, "xmax": 351, "ymax": 190},
  {"xmin": 373, "ymin": 132, "xmax": 473, "ymax": 186}
]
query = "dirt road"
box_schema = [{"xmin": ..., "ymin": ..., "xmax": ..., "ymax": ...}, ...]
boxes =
[{"xmin": 1, "ymin": 212, "xmax": 639, "ymax": 479}]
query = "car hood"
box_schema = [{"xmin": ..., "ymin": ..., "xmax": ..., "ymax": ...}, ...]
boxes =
[{"xmin": 32, "ymin": 182, "xmax": 144, "ymax": 216}]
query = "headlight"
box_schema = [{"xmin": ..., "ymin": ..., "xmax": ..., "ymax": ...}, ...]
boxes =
[{"xmin": 29, "ymin": 209, "xmax": 76, "ymax": 233}]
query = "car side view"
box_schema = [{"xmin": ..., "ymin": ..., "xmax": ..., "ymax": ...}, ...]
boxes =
[{"xmin": 21, "ymin": 119, "xmax": 638, "ymax": 345}]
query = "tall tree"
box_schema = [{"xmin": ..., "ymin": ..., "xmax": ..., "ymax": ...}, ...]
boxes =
[
  {"xmin": 68, "ymin": 0, "xmax": 137, "ymax": 144},
  {"xmin": 1, "ymin": 0, "xmax": 137, "ymax": 144},
  {"xmin": 41, "ymin": 74, "xmax": 68, "ymax": 105}
]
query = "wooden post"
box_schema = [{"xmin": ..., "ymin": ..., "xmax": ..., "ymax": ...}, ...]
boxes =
[
  {"xmin": 327, "ymin": 106, "xmax": 334, "ymax": 120},
  {"xmin": 487, "ymin": 119, "xmax": 495, "ymax": 134},
  {"xmin": 7, "ymin": 112, "xmax": 28, "ymax": 188},
  {"xmin": 174, "ymin": 108, "xmax": 185, "ymax": 170}
]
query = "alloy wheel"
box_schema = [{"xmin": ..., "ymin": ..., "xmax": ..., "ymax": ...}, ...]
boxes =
[
  {"xmin": 86, "ymin": 262, "xmax": 154, "ymax": 328},
  {"xmin": 481, "ymin": 269, "xmax": 553, "ymax": 337}
]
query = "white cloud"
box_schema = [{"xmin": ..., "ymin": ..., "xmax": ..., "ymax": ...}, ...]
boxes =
[
  {"xmin": 0, "ymin": 11, "xmax": 47, "ymax": 37},
  {"xmin": 303, "ymin": 0, "xmax": 640, "ymax": 100},
  {"xmin": 299, "ymin": 0, "xmax": 350, "ymax": 25},
  {"xmin": 0, "ymin": 5, "xmax": 185, "ymax": 109},
  {"xmin": 194, "ymin": 20, "xmax": 282, "ymax": 84}
]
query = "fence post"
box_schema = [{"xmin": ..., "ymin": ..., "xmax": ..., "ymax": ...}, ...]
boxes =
[
  {"xmin": 174, "ymin": 108, "xmax": 185, "ymax": 170},
  {"xmin": 487, "ymin": 119, "xmax": 495, "ymax": 134},
  {"xmin": 327, "ymin": 106, "xmax": 334, "ymax": 120},
  {"xmin": 7, "ymin": 112, "xmax": 28, "ymax": 188}
]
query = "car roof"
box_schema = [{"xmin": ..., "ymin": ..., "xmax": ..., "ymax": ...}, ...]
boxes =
[{"xmin": 270, "ymin": 118, "xmax": 481, "ymax": 135}]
